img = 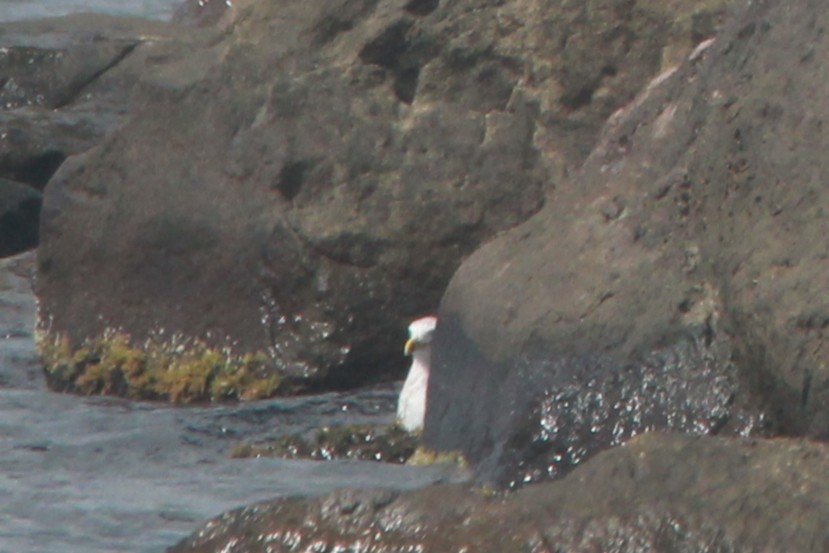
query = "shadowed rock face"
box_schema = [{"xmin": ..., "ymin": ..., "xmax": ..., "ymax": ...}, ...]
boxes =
[
  {"xmin": 0, "ymin": 179, "xmax": 40, "ymax": 258},
  {"xmin": 35, "ymin": 0, "xmax": 728, "ymax": 395},
  {"xmin": 169, "ymin": 434, "xmax": 829, "ymax": 553},
  {"xmin": 425, "ymin": 0, "xmax": 829, "ymax": 486},
  {"xmin": 429, "ymin": 315, "xmax": 768, "ymax": 487}
]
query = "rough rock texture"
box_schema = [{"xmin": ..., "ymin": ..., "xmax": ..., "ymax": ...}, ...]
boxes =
[
  {"xmin": 36, "ymin": 0, "xmax": 730, "ymax": 397},
  {"xmin": 0, "ymin": 15, "xmax": 200, "ymax": 188},
  {"xmin": 0, "ymin": 15, "xmax": 204, "ymax": 260},
  {"xmin": 0, "ymin": 178, "xmax": 41, "ymax": 258},
  {"xmin": 425, "ymin": 0, "xmax": 829, "ymax": 487},
  {"xmin": 170, "ymin": 433, "xmax": 829, "ymax": 553}
]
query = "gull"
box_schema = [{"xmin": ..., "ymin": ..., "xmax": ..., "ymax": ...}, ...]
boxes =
[{"xmin": 397, "ymin": 316, "xmax": 437, "ymax": 433}]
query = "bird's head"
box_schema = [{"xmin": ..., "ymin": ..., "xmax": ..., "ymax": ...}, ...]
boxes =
[{"xmin": 404, "ymin": 316, "xmax": 438, "ymax": 356}]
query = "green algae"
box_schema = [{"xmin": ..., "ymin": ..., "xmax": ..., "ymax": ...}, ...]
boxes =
[{"xmin": 38, "ymin": 330, "xmax": 280, "ymax": 403}]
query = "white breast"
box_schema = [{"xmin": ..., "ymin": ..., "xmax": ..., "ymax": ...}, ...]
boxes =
[{"xmin": 397, "ymin": 348, "xmax": 430, "ymax": 432}]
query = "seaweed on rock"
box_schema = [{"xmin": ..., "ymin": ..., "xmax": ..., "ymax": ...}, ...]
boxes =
[{"xmin": 38, "ymin": 330, "xmax": 279, "ymax": 403}]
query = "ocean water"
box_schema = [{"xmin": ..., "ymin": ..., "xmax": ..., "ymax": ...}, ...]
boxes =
[
  {"xmin": 0, "ymin": 0, "xmax": 183, "ymax": 23},
  {"xmin": 0, "ymin": 253, "xmax": 462, "ymax": 553}
]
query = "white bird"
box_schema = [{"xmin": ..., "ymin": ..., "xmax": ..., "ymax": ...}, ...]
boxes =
[{"xmin": 397, "ymin": 315, "xmax": 437, "ymax": 433}]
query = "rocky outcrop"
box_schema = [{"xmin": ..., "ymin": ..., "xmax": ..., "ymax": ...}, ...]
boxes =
[
  {"xmin": 0, "ymin": 14, "xmax": 204, "ymax": 260},
  {"xmin": 170, "ymin": 433, "xmax": 829, "ymax": 553},
  {"xmin": 35, "ymin": 0, "xmax": 731, "ymax": 400},
  {"xmin": 0, "ymin": 14, "xmax": 200, "ymax": 186},
  {"xmin": 424, "ymin": 0, "xmax": 829, "ymax": 486}
]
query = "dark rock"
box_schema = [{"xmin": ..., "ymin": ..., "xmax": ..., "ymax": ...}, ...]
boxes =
[
  {"xmin": 430, "ymin": 315, "xmax": 768, "ymax": 488},
  {"xmin": 35, "ymin": 0, "xmax": 731, "ymax": 398},
  {"xmin": 0, "ymin": 108, "xmax": 113, "ymax": 189},
  {"xmin": 0, "ymin": 14, "xmax": 204, "ymax": 189},
  {"xmin": 169, "ymin": 433, "xmax": 829, "ymax": 553},
  {"xmin": 0, "ymin": 25, "xmax": 135, "ymax": 111},
  {"xmin": 425, "ymin": 0, "xmax": 829, "ymax": 487},
  {"xmin": 0, "ymin": 178, "xmax": 41, "ymax": 257}
]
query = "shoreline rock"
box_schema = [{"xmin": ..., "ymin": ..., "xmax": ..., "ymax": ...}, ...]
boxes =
[
  {"xmin": 170, "ymin": 433, "xmax": 829, "ymax": 553},
  {"xmin": 0, "ymin": 14, "xmax": 206, "ymax": 188},
  {"xmin": 424, "ymin": 0, "xmax": 829, "ymax": 488},
  {"xmin": 33, "ymin": 0, "xmax": 732, "ymax": 399}
]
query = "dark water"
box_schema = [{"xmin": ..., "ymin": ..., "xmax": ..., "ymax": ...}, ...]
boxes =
[
  {"xmin": 0, "ymin": 253, "xmax": 465, "ymax": 552},
  {"xmin": 0, "ymin": 0, "xmax": 183, "ymax": 23}
]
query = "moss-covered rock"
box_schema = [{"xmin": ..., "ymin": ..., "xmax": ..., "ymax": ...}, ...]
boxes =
[{"xmin": 38, "ymin": 330, "xmax": 279, "ymax": 403}]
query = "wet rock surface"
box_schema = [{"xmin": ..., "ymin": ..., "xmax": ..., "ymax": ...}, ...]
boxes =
[
  {"xmin": 425, "ymin": 0, "xmax": 829, "ymax": 487},
  {"xmin": 171, "ymin": 433, "xmax": 829, "ymax": 553},
  {"xmin": 434, "ymin": 319, "xmax": 768, "ymax": 487},
  {"xmin": 34, "ymin": 0, "xmax": 731, "ymax": 396},
  {"xmin": 231, "ymin": 423, "xmax": 419, "ymax": 464}
]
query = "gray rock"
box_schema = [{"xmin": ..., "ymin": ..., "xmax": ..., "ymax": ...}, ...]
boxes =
[
  {"xmin": 425, "ymin": 0, "xmax": 829, "ymax": 486},
  {"xmin": 0, "ymin": 14, "xmax": 204, "ymax": 188},
  {"xmin": 35, "ymin": 0, "xmax": 731, "ymax": 396},
  {"xmin": 0, "ymin": 107, "xmax": 115, "ymax": 189},
  {"xmin": 169, "ymin": 433, "xmax": 829, "ymax": 553}
]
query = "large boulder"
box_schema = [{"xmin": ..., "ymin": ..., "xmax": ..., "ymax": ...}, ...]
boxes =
[
  {"xmin": 425, "ymin": 0, "xmax": 829, "ymax": 486},
  {"xmin": 170, "ymin": 433, "xmax": 829, "ymax": 553},
  {"xmin": 36, "ymin": 0, "xmax": 731, "ymax": 401}
]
